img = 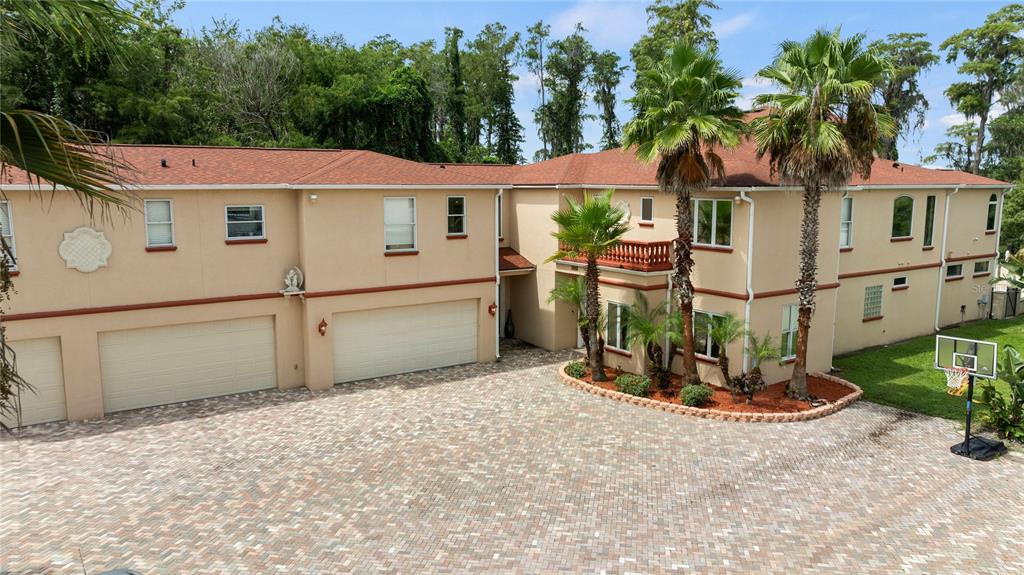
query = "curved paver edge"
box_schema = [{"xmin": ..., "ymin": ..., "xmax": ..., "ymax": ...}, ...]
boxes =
[{"xmin": 556, "ymin": 362, "xmax": 863, "ymax": 423}]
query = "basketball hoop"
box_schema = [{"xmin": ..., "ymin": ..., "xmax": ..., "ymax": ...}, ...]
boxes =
[{"xmin": 944, "ymin": 366, "xmax": 970, "ymax": 396}]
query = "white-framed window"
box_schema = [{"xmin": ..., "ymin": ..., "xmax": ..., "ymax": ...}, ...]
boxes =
[
  {"xmin": 974, "ymin": 260, "xmax": 990, "ymax": 275},
  {"xmin": 864, "ymin": 285, "xmax": 883, "ymax": 319},
  {"xmin": 923, "ymin": 195, "xmax": 936, "ymax": 247},
  {"xmin": 144, "ymin": 199, "xmax": 174, "ymax": 247},
  {"xmin": 0, "ymin": 201, "xmax": 16, "ymax": 270},
  {"xmin": 946, "ymin": 263, "xmax": 964, "ymax": 279},
  {"xmin": 694, "ymin": 310, "xmax": 725, "ymax": 359},
  {"xmin": 606, "ymin": 301, "xmax": 630, "ymax": 350},
  {"xmin": 693, "ymin": 198, "xmax": 732, "ymax": 247},
  {"xmin": 447, "ymin": 196, "xmax": 466, "ymax": 235},
  {"xmin": 986, "ymin": 194, "xmax": 998, "ymax": 231},
  {"xmin": 225, "ymin": 205, "xmax": 265, "ymax": 240},
  {"xmin": 384, "ymin": 197, "xmax": 416, "ymax": 252},
  {"xmin": 640, "ymin": 196, "xmax": 654, "ymax": 223},
  {"xmin": 781, "ymin": 304, "xmax": 798, "ymax": 359},
  {"xmin": 893, "ymin": 276, "xmax": 909, "ymax": 289},
  {"xmin": 891, "ymin": 195, "xmax": 914, "ymax": 238},
  {"xmin": 839, "ymin": 195, "xmax": 853, "ymax": 248}
]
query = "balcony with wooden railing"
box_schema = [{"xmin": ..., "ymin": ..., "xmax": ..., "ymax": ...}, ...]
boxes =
[{"xmin": 560, "ymin": 239, "xmax": 674, "ymax": 273}]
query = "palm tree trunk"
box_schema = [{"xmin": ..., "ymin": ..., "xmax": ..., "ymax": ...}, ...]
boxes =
[
  {"xmin": 674, "ymin": 191, "xmax": 700, "ymax": 385},
  {"xmin": 585, "ymin": 258, "xmax": 607, "ymax": 381},
  {"xmin": 789, "ymin": 184, "xmax": 822, "ymax": 399},
  {"xmin": 718, "ymin": 352, "xmax": 730, "ymax": 387}
]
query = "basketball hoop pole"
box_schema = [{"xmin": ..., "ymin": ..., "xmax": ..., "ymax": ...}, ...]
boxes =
[
  {"xmin": 963, "ymin": 374, "xmax": 975, "ymax": 453},
  {"xmin": 950, "ymin": 373, "xmax": 1008, "ymax": 461}
]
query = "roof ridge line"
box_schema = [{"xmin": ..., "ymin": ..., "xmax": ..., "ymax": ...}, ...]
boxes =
[{"xmin": 292, "ymin": 151, "xmax": 364, "ymax": 184}]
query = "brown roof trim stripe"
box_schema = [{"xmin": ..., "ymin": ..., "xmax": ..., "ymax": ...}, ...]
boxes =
[
  {"xmin": 597, "ymin": 277, "xmax": 668, "ymax": 291},
  {"xmin": 946, "ymin": 252, "xmax": 996, "ymax": 263},
  {"xmin": 753, "ymin": 282, "xmax": 840, "ymax": 299},
  {"xmin": 305, "ymin": 276, "xmax": 495, "ymax": 298},
  {"xmin": 694, "ymin": 287, "xmax": 749, "ymax": 301},
  {"xmin": 838, "ymin": 262, "xmax": 940, "ymax": 280},
  {"xmin": 4, "ymin": 292, "xmax": 281, "ymax": 322}
]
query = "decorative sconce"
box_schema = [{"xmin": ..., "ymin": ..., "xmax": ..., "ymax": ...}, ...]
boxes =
[
  {"xmin": 318, "ymin": 318, "xmax": 328, "ymax": 336},
  {"xmin": 488, "ymin": 302, "xmax": 498, "ymax": 317},
  {"xmin": 308, "ymin": 193, "xmax": 319, "ymax": 202}
]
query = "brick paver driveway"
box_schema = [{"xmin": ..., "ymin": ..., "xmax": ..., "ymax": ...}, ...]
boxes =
[{"xmin": 2, "ymin": 345, "xmax": 1022, "ymax": 574}]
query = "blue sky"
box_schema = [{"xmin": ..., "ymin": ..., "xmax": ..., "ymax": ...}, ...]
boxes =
[{"xmin": 171, "ymin": 1, "xmax": 1015, "ymax": 165}]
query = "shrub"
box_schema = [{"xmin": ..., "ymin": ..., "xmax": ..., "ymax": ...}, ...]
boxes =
[
  {"xmin": 680, "ymin": 384, "xmax": 713, "ymax": 407},
  {"xmin": 565, "ymin": 360, "xmax": 587, "ymax": 379},
  {"xmin": 615, "ymin": 373, "xmax": 651, "ymax": 397},
  {"xmin": 730, "ymin": 373, "xmax": 767, "ymax": 404},
  {"xmin": 980, "ymin": 345, "xmax": 1024, "ymax": 442}
]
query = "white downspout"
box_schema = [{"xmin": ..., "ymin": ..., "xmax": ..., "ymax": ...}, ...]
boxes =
[
  {"xmin": 495, "ymin": 188, "xmax": 503, "ymax": 360},
  {"xmin": 935, "ymin": 186, "xmax": 960, "ymax": 331},
  {"xmin": 740, "ymin": 188, "xmax": 755, "ymax": 372}
]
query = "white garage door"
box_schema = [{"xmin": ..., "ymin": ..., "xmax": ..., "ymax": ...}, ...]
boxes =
[
  {"xmin": 100, "ymin": 316, "xmax": 276, "ymax": 413},
  {"xmin": 2, "ymin": 338, "xmax": 66, "ymax": 427},
  {"xmin": 333, "ymin": 299, "xmax": 478, "ymax": 383}
]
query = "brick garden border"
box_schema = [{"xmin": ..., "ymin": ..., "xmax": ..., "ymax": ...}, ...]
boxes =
[{"xmin": 557, "ymin": 363, "xmax": 863, "ymax": 423}]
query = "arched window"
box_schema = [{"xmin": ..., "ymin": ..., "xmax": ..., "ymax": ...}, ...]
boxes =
[
  {"xmin": 986, "ymin": 194, "xmax": 998, "ymax": 231},
  {"xmin": 891, "ymin": 196, "xmax": 914, "ymax": 239}
]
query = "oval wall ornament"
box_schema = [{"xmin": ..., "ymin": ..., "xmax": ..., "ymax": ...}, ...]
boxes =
[{"xmin": 59, "ymin": 226, "xmax": 112, "ymax": 273}]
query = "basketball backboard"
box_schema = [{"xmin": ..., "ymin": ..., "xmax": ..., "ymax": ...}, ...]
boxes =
[{"xmin": 935, "ymin": 335, "xmax": 998, "ymax": 379}]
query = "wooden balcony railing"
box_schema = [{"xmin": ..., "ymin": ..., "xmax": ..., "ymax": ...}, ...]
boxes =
[{"xmin": 561, "ymin": 239, "xmax": 674, "ymax": 273}]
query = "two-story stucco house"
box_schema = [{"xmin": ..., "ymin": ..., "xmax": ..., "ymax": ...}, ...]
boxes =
[{"xmin": 0, "ymin": 140, "xmax": 1010, "ymax": 426}]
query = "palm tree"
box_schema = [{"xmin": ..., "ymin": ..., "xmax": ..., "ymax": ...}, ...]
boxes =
[
  {"xmin": 746, "ymin": 331, "xmax": 782, "ymax": 388},
  {"xmin": 751, "ymin": 29, "xmax": 894, "ymax": 399},
  {"xmin": 993, "ymin": 252, "xmax": 1024, "ymax": 289},
  {"xmin": 548, "ymin": 276, "xmax": 593, "ymax": 359},
  {"xmin": 623, "ymin": 40, "xmax": 745, "ymax": 385},
  {"xmin": 625, "ymin": 292, "xmax": 673, "ymax": 387},
  {"xmin": 701, "ymin": 312, "xmax": 745, "ymax": 387},
  {"xmin": 547, "ymin": 190, "xmax": 630, "ymax": 381}
]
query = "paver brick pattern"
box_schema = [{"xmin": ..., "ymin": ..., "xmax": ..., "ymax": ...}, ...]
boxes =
[{"xmin": 1, "ymin": 345, "xmax": 1022, "ymax": 574}]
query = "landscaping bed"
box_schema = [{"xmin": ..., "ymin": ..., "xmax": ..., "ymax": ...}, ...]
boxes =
[{"xmin": 562, "ymin": 362, "xmax": 862, "ymax": 422}]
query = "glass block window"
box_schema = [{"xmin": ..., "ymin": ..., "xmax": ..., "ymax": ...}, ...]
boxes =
[{"xmin": 863, "ymin": 285, "xmax": 883, "ymax": 319}]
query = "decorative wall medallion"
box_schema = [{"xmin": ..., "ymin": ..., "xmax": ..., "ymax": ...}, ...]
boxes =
[{"xmin": 59, "ymin": 227, "xmax": 112, "ymax": 273}]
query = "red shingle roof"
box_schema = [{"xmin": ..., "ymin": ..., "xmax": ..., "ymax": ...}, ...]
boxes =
[
  {"xmin": 499, "ymin": 247, "xmax": 535, "ymax": 272},
  {"xmin": 0, "ymin": 140, "xmax": 1007, "ymax": 188}
]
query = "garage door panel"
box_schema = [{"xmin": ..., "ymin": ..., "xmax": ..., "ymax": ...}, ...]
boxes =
[
  {"xmin": 100, "ymin": 317, "xmax": 276, "ymax": 413},
  {"xmin": 2, "ymin": 338, "xmax": 66, "ymax": 427},
  {"xmin": 333, "ymin": 300, "xmax": 478, "ymax": 383}
]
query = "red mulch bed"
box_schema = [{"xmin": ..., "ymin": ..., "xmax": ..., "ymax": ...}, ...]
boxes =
[{"xmin": 579, "ymin": 366, "xmax": 853, "ymax": 414}]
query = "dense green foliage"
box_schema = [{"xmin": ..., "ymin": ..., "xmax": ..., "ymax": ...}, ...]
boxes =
[
  {"xmin": 565, "ymin": 360, "xmax": 587, "ymax": 379},
  {"xmin": 614, "ymin": 374, "xmax": 652, "ymax": 397},
  {"xmin": 680, "ymin": 383, "xmax": 713, "ymax": 407},
  {"xmin": 870, "ymin": 32, "xmax": 939, "ymax": 160},
  {"xmin": 980, "ymin": 345, "xmax": 1024, "ymax": 442}
]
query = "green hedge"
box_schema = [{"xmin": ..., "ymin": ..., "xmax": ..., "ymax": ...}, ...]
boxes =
[
  {"xmin": 615, "ymin": 374, "xmax": 651, "ymax": 397},
  {"xmin": 681, "ymin": 384, "xmax": 713, "ymax": 407},
  {"xmin": 565, "ymin": 360, "xmax": 587, "ymax": 379}
]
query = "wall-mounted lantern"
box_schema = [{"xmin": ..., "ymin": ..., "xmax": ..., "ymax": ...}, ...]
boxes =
[
  {"xmin": 318, "ymin": 318, "xmax": 328, "ymax": 336},
  {"xmin": 488, "ymin": 302, "xmax": 498, "ymax": 317}
]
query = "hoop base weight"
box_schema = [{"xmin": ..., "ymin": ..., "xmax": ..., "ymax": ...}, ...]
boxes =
[{"xmin": 951, "ymin": 436, "xmax": 1008, "ymax": 461}]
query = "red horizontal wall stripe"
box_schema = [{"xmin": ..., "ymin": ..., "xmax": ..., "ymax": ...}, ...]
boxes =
[
  {"xmin": 837, "ymin": 261, "xmax": 940, "ymax": 280},
  {"xmin": 304, "ymin": 276, "xmax": 495, "ymax": 298},
  {"xmin": 946, "ymin": 252, "xmax": 996, "ymax": 263}
]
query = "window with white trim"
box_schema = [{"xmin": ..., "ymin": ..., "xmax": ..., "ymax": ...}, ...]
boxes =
[
  {"xmin": 781, "ymin": 304, "xmax": 798, "ymax": 358},
  {"xmin": 923, "ymin": 195, "xmax": 936, "ymax": 247},
  {"xmin": 640, "ymin": 197, "xmax": 654, "ymax": 223},
  {"xmin": 893, "ymin": 276, "xmax": 908, "ymax": 289},
  {"xmin": 0, "ymin": 201, "xmax": 15, "ymax": 270},
  {"xmin": 693, "ymin": 198, "xmax": 732, "ymax": 247},
  {"xmin": 891, "ymin": 196, "xmax": 913, "ymax": 238},
  {"xmin": 225, "ymin": 205, "xmax": 265, "ymax": 239},
  {"xmin": 946, "ymin": 263, "xmax": 964, "ymax": 278},
  {"xmin": 144, "ymin": 199, "xmax": 174, "ymax": 247},
  {"xmin": 863, "ymin": 285, "xmax": 883, "ymax": 319},
  {"xmin": 606, "ymin": 301, "xmax": 630, "ymax": 350},
  {"xmin": 974, "ymin": 260, "xmax": 990, "ymax": 275},
  {"xmin": 986, "ymin": 194, "xmax": 998, "ymax": 231},
  {"xmin": 447, "ymin": 196, "xmax": 466, "ymax": 235},
  {"xmin": 694, "ymin": 310, "xmax": 725, "ymax": 359},
  {"xmin": 384, "ymin": 197, "xmax": 416, "ymax": 251},
  {"xmin": 840, "ymin": 196, "xmax": 853, "ymax": 248}
]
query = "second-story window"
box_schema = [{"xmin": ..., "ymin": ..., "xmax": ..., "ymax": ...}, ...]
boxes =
[
  {"xmin": 225, "ymin": 205, "xmax": 265, "ymax": 240},
  {"xmin": 447, "ymin": 196, "xmax": 466, "ymax": 236},
  {"xmin": 891, "ymin": 196, "xmax": 914, "ymax": 239},
  {"xmin": 384, "ymin": 197, "xmax": 416, "ymax": 252},
  {"xmin": 606, "ymin": 301, "xmax": 630, "ymax": 351},
  {"xmin": 840, "ymin": 196, "xmax": 853, "ymax": 248},
  {"xmin": 640, "ymin": 197, "xmax": 654, "ymax": 223},
  {"xmin": 781, "ymin": 304, "xmax": 798, "ymax": 358},
  {"xmin": 144, "ymin": 199, "xmax": 174, "ymax": 247},
  {"xmin": 923, "ymin": 195, "xmax": 936, "ymax": 247},
  {"xmin": 693, "ymin": 198, "xmax": 732, "ymax": 247},
  {"xmin": 986, "ymin": 194, "xmax": 998, "ymax": 231},
  {"xmin": 0, "ymin": 201, "xmax": 15, "ymax": 270}
]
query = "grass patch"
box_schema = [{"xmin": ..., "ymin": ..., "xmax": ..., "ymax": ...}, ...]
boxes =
[{"xmin": 833, "ymin": 316, "xmax": 1023, "ymax": 420}]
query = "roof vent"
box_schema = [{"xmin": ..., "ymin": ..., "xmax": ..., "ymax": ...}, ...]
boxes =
[
  {"xmin": 439, "ymin": 164, "xmax": 446, "ymax": 169},
  {"xmin": 192, "ymin": 158, "xmax": 196, "ymax": 167},
  {"xmin": 892, "ymin": 161, "xmax": 900, "ymax": 168},
  {"xmin": 160, "ymin": 158, "xmax": 168, "ymax": 168}
]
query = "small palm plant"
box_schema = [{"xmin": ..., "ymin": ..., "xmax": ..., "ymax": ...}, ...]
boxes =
[
  {"xmin": 701, "ymin": 312, "xmax": 746, "ymax": 388},
  {"xmin": 737, "ymin": 332, "xmax": 783, "ymax": 403},
  {"xmin": 549, "ymin": 276, "xmax": 593, "ymax": 359},
  {"xmin": 992, "ymin": 252, "xmax": 1024, "ymax": 290},
  {"xmin": 625, "ymin": 292, "xmax": 673, "ymax": 388},
  {"xmin": 547, "ymin": 189, "xmax": 630, "ymax": 381}
]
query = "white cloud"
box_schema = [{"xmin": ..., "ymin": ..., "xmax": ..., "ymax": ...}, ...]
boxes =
[
  {"xmin": 737, "ymin": 76, "xmax": 773, "ymax": 111},
  {"xmin": 550, "ymin": 0, "xmax": 648, "ymax": 50},
  {"xmin": 713, "ymin": 12, "xmax": 756, "ymax": 39},
  {"xmin": 936, "ymin": 102, "xmax": 1007, "ymax": 130}
]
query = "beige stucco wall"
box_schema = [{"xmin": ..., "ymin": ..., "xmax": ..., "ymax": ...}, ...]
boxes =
[{"xmin": 833, "ymin": 268, "xmax": 940, "ymax": 355}]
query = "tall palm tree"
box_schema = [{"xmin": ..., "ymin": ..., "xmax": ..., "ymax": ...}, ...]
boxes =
[
  {"xmin": 751, "ymin": 29, "xmax": 894, "ymax": 399},
  {"xmin": 548, "ymin": 276, "xmax": 594, "ymax": 359},
  {"xmin": 547, "ymin": 190, "xmax": 630, "ymax": 382},
  {"xmin": 623, "ymin": 40, "xmax": 745, "ymax": 386}
]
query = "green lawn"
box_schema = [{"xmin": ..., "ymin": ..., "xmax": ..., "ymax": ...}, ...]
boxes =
[{"xmin": 833, "ymin": 316, "xmax": 1023, "ymax": 420}]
